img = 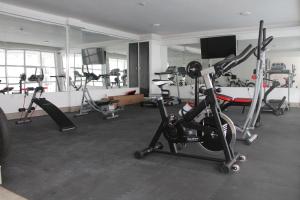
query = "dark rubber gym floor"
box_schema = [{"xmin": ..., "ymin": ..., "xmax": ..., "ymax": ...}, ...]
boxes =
[{"xmin": 2, "ymin": 105, "xmax": 300, "ymax": 200}]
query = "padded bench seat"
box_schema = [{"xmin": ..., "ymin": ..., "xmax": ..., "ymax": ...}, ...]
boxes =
[
  {"xmin": 216, "ymin": 94, "xmax": 253, "ymax": 111},
  {"xmin": 217, "ymin": 94, "xmax": 252, "ymax": 103}
]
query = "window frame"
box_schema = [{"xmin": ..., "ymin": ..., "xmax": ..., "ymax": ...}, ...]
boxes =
[{"xmin": 0, "ymin": 48, "xmax": 58, "ymax": 92}]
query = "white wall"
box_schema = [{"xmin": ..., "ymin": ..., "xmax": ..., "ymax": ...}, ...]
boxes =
[
  {"xmin": 0, "ymin": 87, "xmax": 139, "ymax": 114},
  {"xmin": 149, "ymin": 40, "xmax": 164, "ymax": 94}
]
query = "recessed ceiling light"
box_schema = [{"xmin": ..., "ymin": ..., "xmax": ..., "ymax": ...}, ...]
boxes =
[
  {"xmin": 240, "ymin": 11, "xmax": 252, "ymax": 16},
  {"xmin": 152, "ymin": 23, "xmax": 161, "ymax": 27},
  {"xmin": 138, "ymin": 2, "xmax": 146, "ymax": 6}
]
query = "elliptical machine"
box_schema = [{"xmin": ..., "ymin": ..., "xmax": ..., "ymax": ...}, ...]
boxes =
[
  {"xmin": 134, "ymin": 44, "xmax": 257, "ymax": 173},
  {"xmin": 217, "ymin": 21, "xmax": 273, "ymax": 144}
]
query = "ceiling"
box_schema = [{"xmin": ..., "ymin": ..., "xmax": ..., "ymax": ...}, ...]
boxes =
[
  {"xmin": 0, "ymin": 14, "xmax": 66, "ymax": 48},
  {"xmin": 182, "ymin": 36, "xmax": 300, "ymax": 52},
  {"xmin": 0, "ymin": 14, "xmax": 122, "ymax": 48},
  {"xmin": 239, "ymin": 36, "xmax": 300, "ymax": 52},
  {"xmin": 1, "ymin": 0, "xmax": 299, "ymax": 35}
]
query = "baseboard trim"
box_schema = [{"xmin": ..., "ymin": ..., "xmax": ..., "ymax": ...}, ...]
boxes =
[
  {"xmin": 6, "ymin": 106, "xmax": 79, "ymax": 120},
  {"xmin": 5, "ymin": 101, "xmax": 300, "ymax": 120}
]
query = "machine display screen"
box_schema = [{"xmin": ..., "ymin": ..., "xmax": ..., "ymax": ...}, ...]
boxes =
[
  {"xmin": 200, "ymin": 35, "xmax": 236, "ymax": 59},
  {"xmin": 82, "ymin": 48, "xmax": 106, "ymax": 65}
]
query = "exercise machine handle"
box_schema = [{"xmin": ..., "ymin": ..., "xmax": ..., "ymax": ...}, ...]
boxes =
[
  {"xmin": 223, "ymin": 47, "xmax": 257, "ymax": 73},
  {"xmin": 213, "ymin": 44, "xmax": 252, "ymax": 67},
  {"xmin": 262, "ymin": 36, "xmax": 273, "ymax": 50},
  {"xmin": 257, "ymin": 20, "xmax": 264, "ymax": 60},
  {"xmin": 213, "ymin": 44, "xmax": 253, "ymax": 76}
]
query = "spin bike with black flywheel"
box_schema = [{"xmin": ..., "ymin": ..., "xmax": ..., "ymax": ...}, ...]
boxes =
[{"xmin": 134, "ymin": 45, "xmax": 257, "ymax": 173}]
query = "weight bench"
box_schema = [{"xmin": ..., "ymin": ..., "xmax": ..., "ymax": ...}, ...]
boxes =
[
  {"xmin": 217, "ymin": 93, "xmax": 261, "ymax": 127},
  {"xmin": 95, "ymin": 99, "xmax": 119, "ymax": 106},
  {"xmin": 217, "ymin": 94, "xmax": 252, "ymax": 111},
  {"xmin": 0, "ymin": 87, "xmax": 14, "ymax": 94}
]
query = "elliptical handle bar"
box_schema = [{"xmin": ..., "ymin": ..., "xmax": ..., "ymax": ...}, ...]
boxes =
[
  {"xmin": 213, "ymin": 44, "xmax": 253, "ymax": 67},
  {"xmin": 262, "ymin": 36, "xmax": 273, "ymax": 50},
  {"xmin": 257, "ymin": 20, "xmax": 264, "ymax": 60},
  {"xmin": 213, "ymin": 44, "xmax": 252, "ymax": 77},
  {"xmin": 223, "ymin": 47, "xmax": 257, "ymax": 73}
]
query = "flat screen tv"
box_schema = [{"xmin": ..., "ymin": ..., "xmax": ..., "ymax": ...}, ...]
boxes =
[
  {"xmin": 200, "ymin": 35, "xmax": 236, "ymax": 59},
  {"xmin": 82, "ymin": 48, "xmax": 106, "ymax": 65}
]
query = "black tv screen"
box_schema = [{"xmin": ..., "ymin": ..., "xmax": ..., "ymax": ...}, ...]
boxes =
[
  {"xmin": 200, "ymin": 35, "xmax": 236, "ymax": 59},
  {"xmin": 82, "ymin": 48, "xmax": 106, "ymax": 65}
]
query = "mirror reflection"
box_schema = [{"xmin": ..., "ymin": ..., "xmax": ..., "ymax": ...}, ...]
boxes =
[
  {"xmin": 169, "ymin": 36, "xmax": 300, "ymax": 90},
  {"xmin": 0, "ymin": 14, "xmax": 67, "ymax": 93},
  {"xmin": 67, "ymin": 27, "xmax": 131, "ymax": 91},
  {"xmin": 167, "ymin": 45, "xmax": 201, "ymax": 87}
]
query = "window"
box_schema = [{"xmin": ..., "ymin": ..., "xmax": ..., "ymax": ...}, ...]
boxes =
[
  {"xmin": 25, "ymin": 51, "xmax": 40, "ymax": 66},
  {"xmin": 7, "ymin": 50, "xmax": 24, "ymax": 66},
  {"xmin": 0, "ymin": 49, "xmax": 4, "ymax": 65},
  {"xmin": 42, "ymin": 52, "xmax": 55, "ymax": 67},
  {"xmin": 0, "ymin": 67, "xmax": 5, "ymax": 77},
  {"xmin": 0, "ymin": 49, "xmax": 57, "ymax": 93}
]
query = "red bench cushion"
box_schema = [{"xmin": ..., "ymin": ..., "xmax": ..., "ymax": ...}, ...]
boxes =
[{"xmin": 217, "ymin": 94, "xmax": 252, "ymax": 103}]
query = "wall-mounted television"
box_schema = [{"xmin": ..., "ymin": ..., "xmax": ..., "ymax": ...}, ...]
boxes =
[
  {"xmin": 200, "ymin": 35, "xmax": 236, "ymax": 59},
  {"xmin": 82, "ymin": 48, "xmax": 106, "ymax": 65}
]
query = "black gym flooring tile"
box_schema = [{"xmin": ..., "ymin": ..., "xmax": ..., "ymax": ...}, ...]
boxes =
[{"xmin": 2, "ymin": 105, "xmax": 300, "ymax": 200}]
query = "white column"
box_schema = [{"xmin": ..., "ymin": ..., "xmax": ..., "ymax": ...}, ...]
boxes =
[{"xmin": 148, "ymin": 40, "xmax": 167, "ymax": 94}]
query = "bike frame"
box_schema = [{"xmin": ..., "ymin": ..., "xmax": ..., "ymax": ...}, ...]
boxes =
[{"xmin": 141, "ymin": 67, "xmax": 239, "ymax": 166}]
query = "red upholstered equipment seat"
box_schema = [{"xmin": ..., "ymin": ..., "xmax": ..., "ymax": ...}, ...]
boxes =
[
  {"xmin": 233, "ymin": 98, "xmax": 252, "ymax": 103},
  {"xmin": 217, "ymin": 94, "xmax": 252, "ymax": 103},
  {"xmin": 216, "ymin": 94, "xmax": 233, "ymax": 101}
]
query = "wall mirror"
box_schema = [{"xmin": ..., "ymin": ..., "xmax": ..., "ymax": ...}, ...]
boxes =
[
  {"xmin": 0, "ymin": 14, "xmax": 67, "ymax": 94},
  {"xmin": 68, "ymin": 26, "xmax": 133, "ymax": 91},
  {"xmin": 167, "ymin": 44, "xmax": 201, "ymax": 87},
  {"xmin": 209, "ymin": 36, "xmax": 300, "ymax": 88}
]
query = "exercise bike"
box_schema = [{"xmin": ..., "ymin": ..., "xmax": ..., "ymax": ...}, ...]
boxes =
[{"xmin": 135, "ymin": 44, "xmax": 257, "ymax": 173}]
